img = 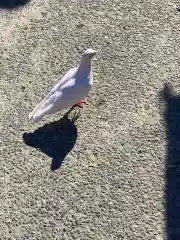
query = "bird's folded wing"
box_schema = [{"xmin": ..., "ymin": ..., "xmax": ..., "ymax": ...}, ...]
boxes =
[
  {"xmin": 29, "ymin": 67, "xmax": 78, "ymax": 120},
  {"xmin": 30, "ymin": 91, "xmax": 63, "ymax": 122},
  {"xmin": 29, "ymin": 78, "xmax": 77, "ymax": 122}
]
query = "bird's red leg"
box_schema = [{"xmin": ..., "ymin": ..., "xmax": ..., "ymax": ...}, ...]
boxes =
[{"xmin": 73, "ymin": 97, "xmax": 88, "ymax": 108}]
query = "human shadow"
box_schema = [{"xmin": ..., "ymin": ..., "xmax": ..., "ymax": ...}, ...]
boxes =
[
  {"xmin": 160, "ymin": 83, "xmax": 180, "ymax": 239},
  {"xmin": 23, "ymin": 111, "xmax": 79, "ymax": 171},
  {"xmin": 0, "ymin": 0, "xmax": 30, "ymax": 9}
]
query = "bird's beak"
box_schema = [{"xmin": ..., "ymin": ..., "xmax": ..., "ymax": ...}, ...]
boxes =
[{"xmin": 92, "ymin": 50, "xmax": 97, "ymax": 56}]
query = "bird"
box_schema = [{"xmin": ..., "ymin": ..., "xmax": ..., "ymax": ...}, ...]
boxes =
[{"xmin": 29, "ymin": 48, "xmax": 97, "ymax": 123}]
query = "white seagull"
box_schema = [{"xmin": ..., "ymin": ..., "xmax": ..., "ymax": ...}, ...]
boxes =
[{"xmin": 29, "ymin": 48, "xmax": 97, "ymax": 123}]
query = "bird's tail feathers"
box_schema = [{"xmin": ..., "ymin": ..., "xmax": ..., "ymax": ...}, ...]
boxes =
[
  {"xmin": 29, "ymin": 111, "xmax": 43, "ymax": 123},
  {"xmin": 29, "ymin": 103, "xmax": 53, "ymax": 123}
]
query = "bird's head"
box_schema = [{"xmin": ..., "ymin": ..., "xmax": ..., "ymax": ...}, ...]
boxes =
[{"xmin": 83, "ymin": 48, "xmax": 97, "ymax": 58}]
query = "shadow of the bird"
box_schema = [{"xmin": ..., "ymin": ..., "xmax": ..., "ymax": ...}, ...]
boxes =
[{"xmin": 23, "ymin": 116, "xmax": 78, "ymax": 171}]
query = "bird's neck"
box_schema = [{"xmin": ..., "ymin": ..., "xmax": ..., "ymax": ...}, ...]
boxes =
[
  {"xmin": 80, "ymin": 55, "xmax": 92, "ymax": 65},
  {"xmin": 76, "ymin": 56, "xmax": 92, "ymax": 80}
]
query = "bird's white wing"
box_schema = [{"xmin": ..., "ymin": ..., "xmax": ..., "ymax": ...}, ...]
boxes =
[
  {"xmin": 29, "ymin": 66, "xmax": 78, "ymax": 120},
  {"xmin": 45, "ymin": 67, "xmax": 78, "ymax": 98},
  {"xmin": 29, "ymin": 77, "xmax": 87, "ymax": 123}
]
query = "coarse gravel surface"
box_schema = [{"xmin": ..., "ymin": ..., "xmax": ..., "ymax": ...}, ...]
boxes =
[{"xmin": 0, "ymin": 0, "xmax": 180, "ymax": 239}]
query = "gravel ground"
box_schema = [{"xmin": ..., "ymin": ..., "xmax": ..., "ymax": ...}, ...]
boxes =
[{"xmin": 0, "ymin": 0, "xmax": 180, "ymax": 239}]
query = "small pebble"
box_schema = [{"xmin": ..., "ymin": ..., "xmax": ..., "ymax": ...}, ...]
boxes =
[
  {"xmin": 140, "ymin": 214, "xmax": 149, "ymax": 221},
  {"xmin": 156, "ymin": 236, "xmax": 163, "ymax": 240},
  {"xmin": 77, "ymin": 23, "xmax": 84, "ymax": 28},
  {"xmin": 123, "ymin": 143, "xmax": 132, "ymax": 154},
  {"xmin": 97, "ymin": 99, "xmax": 106, "ymax": 106},
  {"xmin": 112, "ymin": 175, "xmax": 120, "ymax": 184}
]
